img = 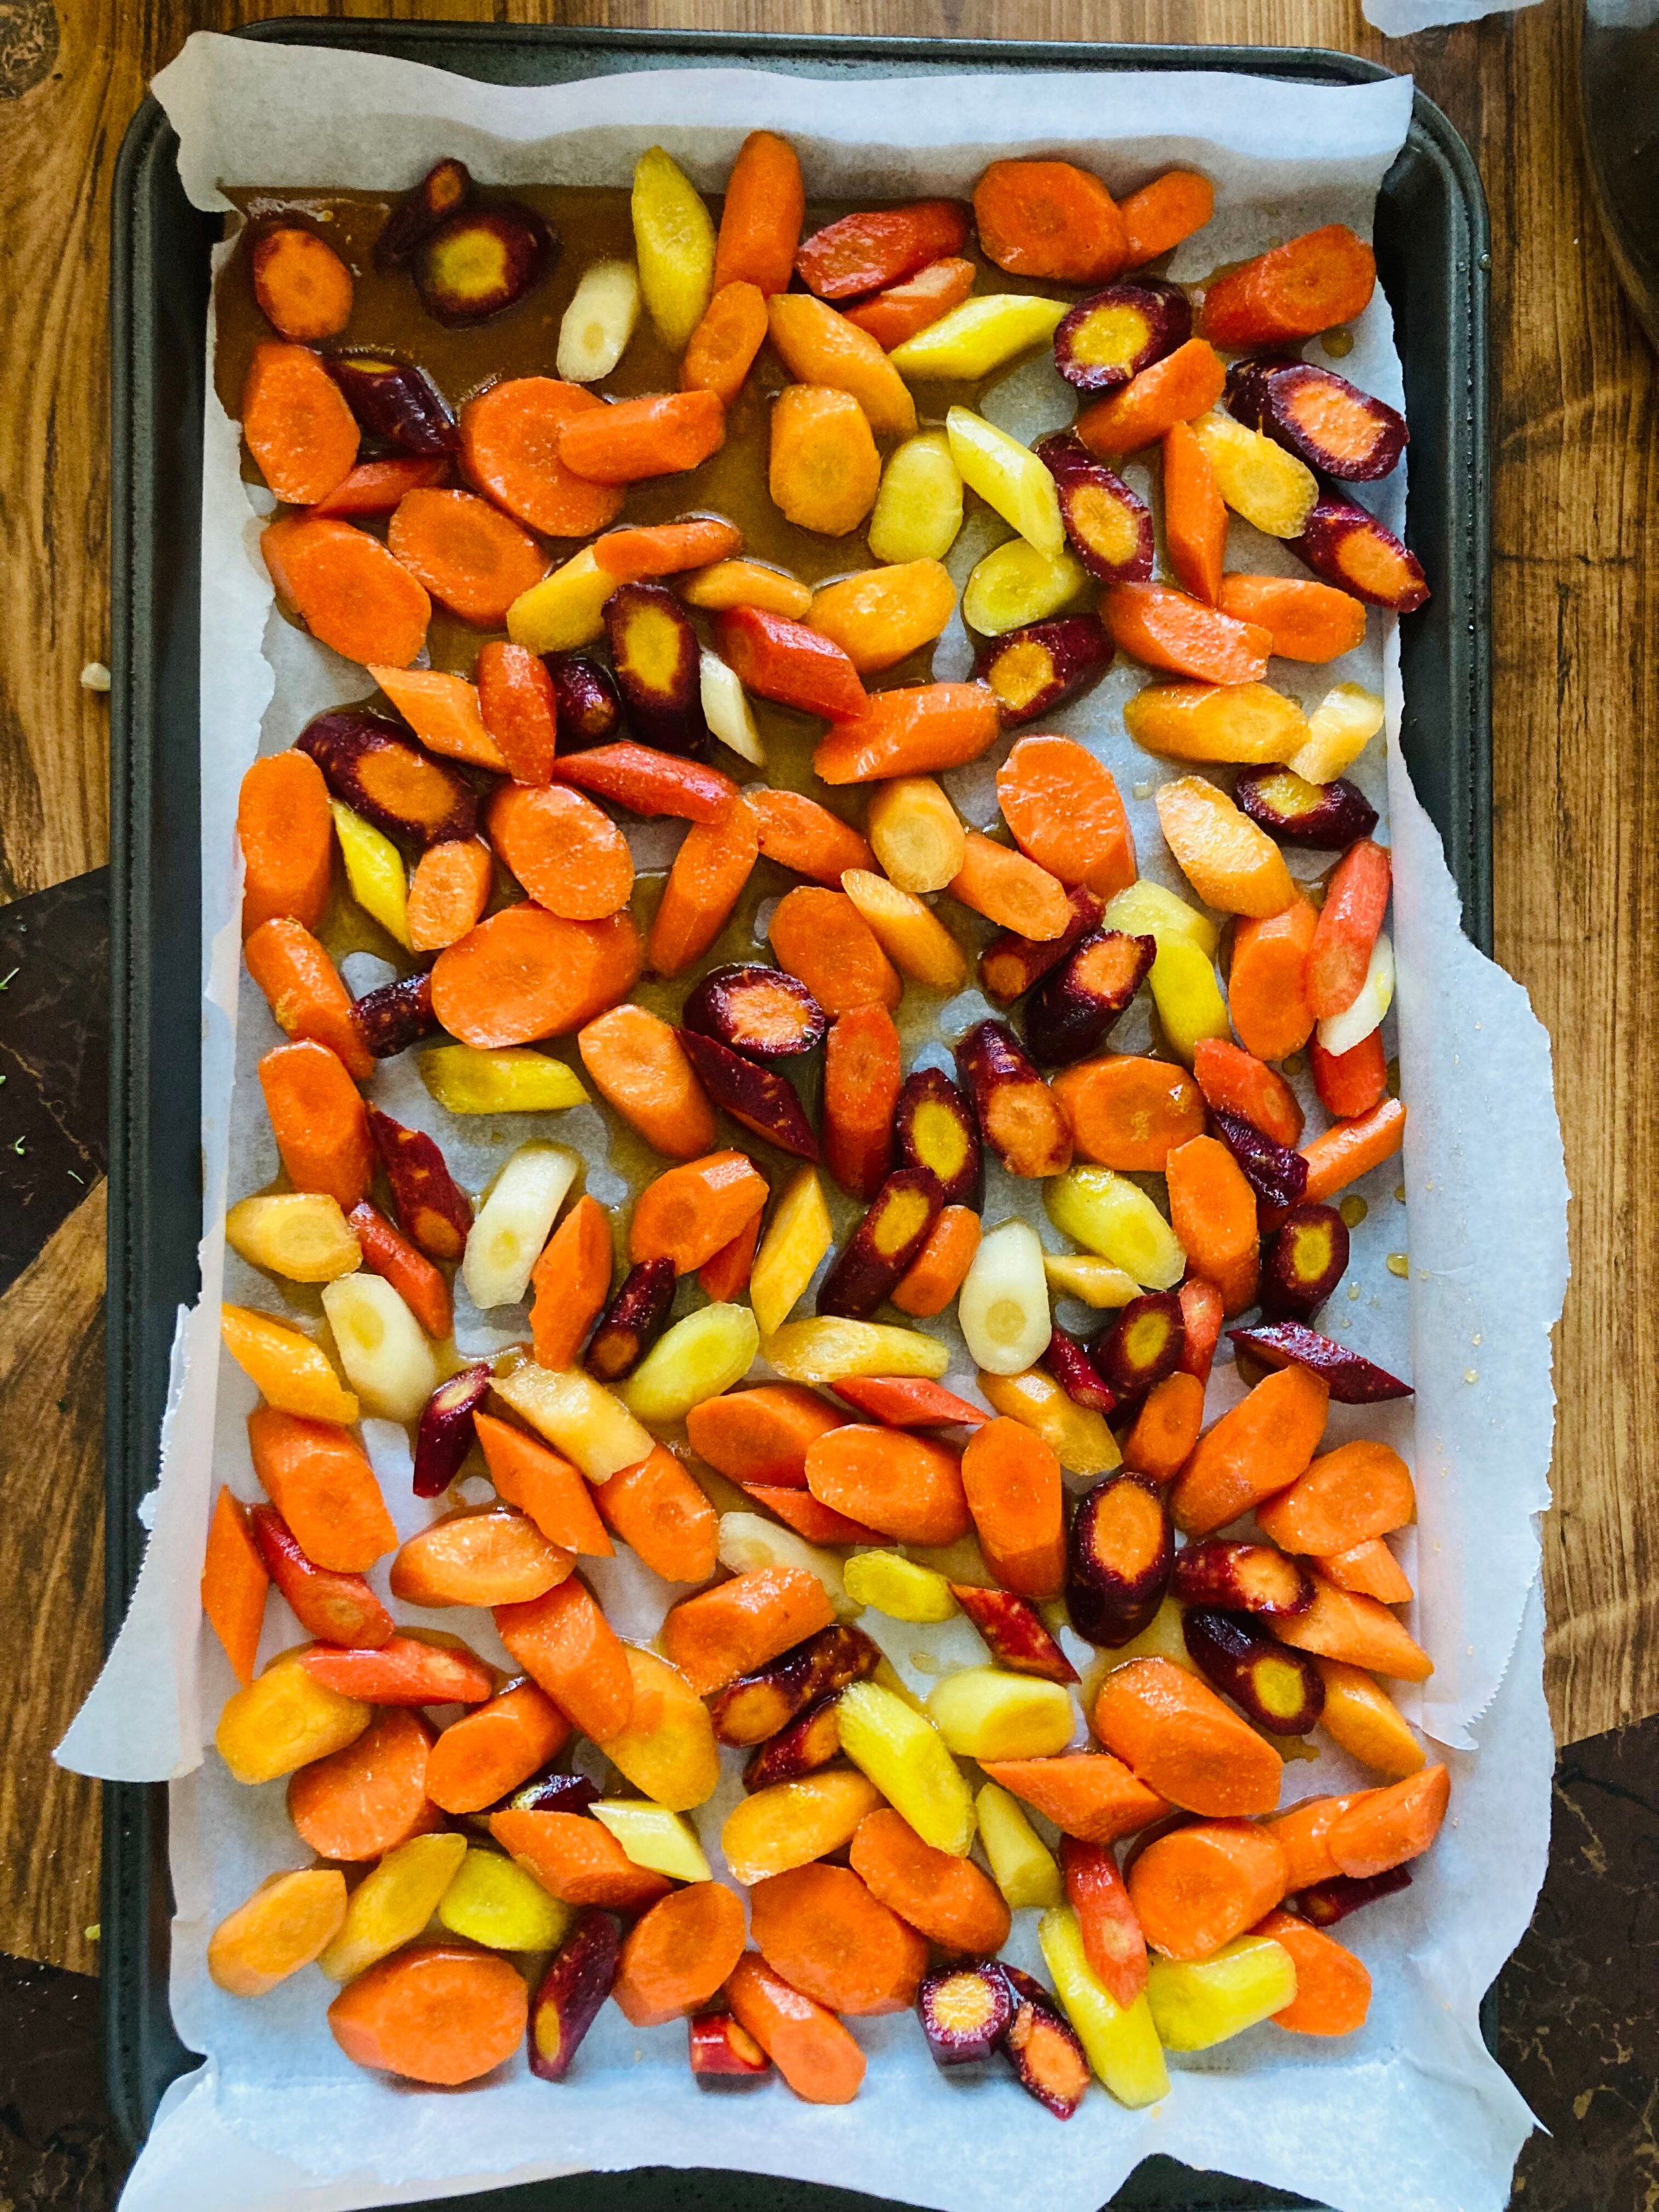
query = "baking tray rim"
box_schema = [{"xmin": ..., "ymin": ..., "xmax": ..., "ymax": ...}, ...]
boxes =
[{"xmin": 103, "ymin": 25, "xmax": 1492, "ymax": 2209}]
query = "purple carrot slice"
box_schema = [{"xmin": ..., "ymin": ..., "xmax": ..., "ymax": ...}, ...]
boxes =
[
  {"xmin": 584, "ymin": 1258, "xmax": 677, "ymax": 1382},
  {"xmin": 528, "ymin": 1908, "xmax": 620, "ymax": 2081},
  {"xmin": 1293, "ymin": 1865, "xmax": 1412, "ymax": 1927},
  {"xmin": 411, "ymin": 1363, "xmax": 492, "ymax": 1499},
  {"xmin": 676, "ymin": 1029, "xmax": 819, "ymax": 1160},
  {"xmin": 1227, "ymin": 1320, "xmax": 1413, "ymax": 1403},
  {"xmin": 1212, "ymin": 1106, "xmax": 1309, "ymax": 1211},
  {"xmin": 350, "ymin": 970, "xmax": 438, "ymax": 1060},
  {"xmin": 917, "ymin": 1960, "xmax": 1014, "ymax": 2067}
]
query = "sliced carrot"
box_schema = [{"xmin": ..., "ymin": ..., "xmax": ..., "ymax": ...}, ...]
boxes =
[
  {"xmin": 245, "ymin": 917, "xmax": 372, "ymax": 1080},
  {"xmin": 405, "ymin": 839, "xmax": 494, "ymax": 953},
  {"xmin": 1265, "ymin": 1793, "xmax": 1348, "ymax": 1889},
  {"xmin": 739, "ymin": 1485, "xmax": 881, "ymax": 1544},
  {"xmin": 1120, "ymin": 1371, "xmax": 1207, "ymax": 1483},
  {"xmin": 390, "ymin": 1509, "xmax": 573, "ymax": 1609},
  {"xmin": 851, "ymin": 1807, "xmax": 1011, "ymax": 1954},
  {"xmin": 246, "ymin": 1406, "xmax": 397, "ymax": 1574},
  {"xmin": 347, "ymin": 1201, "xmax": 451, "ymax": 1341},
  {"xmin": 257, "ymin": 1040, "xmax": 373, "ymax": 1211},
  {"xmin": 1179, "ymin": 1277, "xmax": 1226, "ymax": 1386},
  {"xmin": 1228, "ymin": 897, "xmax": 1319, "ymax": 1063},
  {"xmin": 577, "ymin": 1003, "xmax": 717, "ymax": 1161},
  {"xmin": 714, "ymin": 131, "xmax": 806, "ymax": 296},
  {"xmin": 1307, "ymin": 838, "xmax": 1392, "ymax": 1019},
  {"xmin": 768, "ymin": 384, "xmax": 882, "ymax": 536},
  {"xmin": 806, "ymin": 1425, "xmax": 971, "ymax": 1548},
  {"xmin": 595, "ymin": 515, "xmax": 744, "ymax": 579},
  {"xmin": 726, "ymin": 1951, "xmax": 866, "ymax": 2105},
  {"xmin": 1170, "ymin": 1364, "xmax": 1331, "ymax": 1538},
  {"xmin": 630, "ymin": 1151, "xmax": 769, "ymax": 1275},
  {"xmin": 681, "ymin": 281, "xmax": 770, "ymax": 406},
  {"xmin": 526, "ymin": 1195, "xmax": 614, "ymax": 1373},
  {"xmin": 822, "ymin": 1004, "xmax": 901, "ymax": 1199},
  {"xmin": 252, "ymin": 226, "xmax": 354, "ymax": 342},
  {"xmin": 371, "ymin": 665, "xmax": 507, "ymax": 771},
  {"xmin": 647, "ymin": 795, "xmax": 760, "ymax": 977},
  {"xmin": 1093, "ymin": 1657, "xmax": 1283, "ymax": 1818},
  {"xmin": 1191, "ymin": 1037, "xmax": 1304, "ymax": 1149},
  {"xmin": 767, "ymin": 295, "xmax": 916, "ymax": 440},
  {"xmin": 747, "ymin": 786, "xmax": 874, "ymax": 885},
  {"xmin": 891, "ymin": 1205, "xmax": 981, "ymax": 1318},
  {"xmin": 488, "ymin": 1809, "xmax": 673, "ymax": 1911},
  {"xmin": 959, "ymin": 1416, "xmax": 1065, "ymax": 1599},
  {"xmin": 326, "ymin": 1944, "xmax": 528, "ymax": 2086},
  {"xmin": 241, "ymin": 341, "xmax": 359, "ymax": 505},
  {"xmin": 558, "ymin": 390, "xmax": 726, "ymax": 485},
  {"xmin": 1325, "ymin": 1765, "xmax": 1449, "ymax": 1876},
  {"xmin": 810, "ymin": 561, "xmax": 957, "ymax": 676},
  {"xmin": 1269, "ymin": 1572, "xmax": 1433, "ymax": 1684},
  {"xmin": 828, "ymin": 1376, "xmax": 987, "ymax": 1429},
  {"xmin": 474, "ymin": 1410, "xmax": 613, "ymax": 1558},
  {"xmin": 386, "ymin": 487, "xmax": 547, "ymax": 628},
  {"xmin": 1050, "ymin": 1055, "xmax": 1206, "ymax": 1171},
  {"xmin": 974, "ymin": 159, "xmax": 1127, "ymax": 284},
  {"xmin": 475, "ymin": 640, "xmax": 557, "ymax": 786},
  {"xmin": 1104, "ymin": 582, "xmax": 1272, "ymax": 687},
  {"xmin": 552, "ymin": 742, "xmax": 739, "ymax": 825},
  {"xmin": 1074, "ymin": 339, "xmax": 1228, "ymax": 457},
  {"xmin": 1199, "ymin": 224, "xmax": 1376, "ymax": 349},
  {"xmin": 680, "ymin": 559, "xmax": 814, "ymax": 621},
  {"xmin": 1256, "ymin": 1439, "xmax": 1415, "ymax": 1556},
  {"xmin": 1165, "ymin": 1133, "xmax": 1261, "ymax": 1314},
  {"xmin": 487, "ymin": 782, "xmax": 634, "ymax": 923},
  {"xmin": 1297, "ymin": 1098, "xmax": 1406, "ymax": 1205},
  {"xmin": 1127, "ymin": 1818, "xmax": 1287, "ymax": 1961},
  {"xmin": 424, "ymin": 1680, "xmax": 572, "ymax": 1816},
  {"xmin": 1254, "ymin": 1909, "xmax": 1372, "ymax": 2035},
  {"xmin": 459, "ymin": 376, "xmax": 624, "ymax": 538},
  {"xmin": 662, "ymin": 1566, "xmax": 836, "ymax": 1695},
  {"xmin": 813, "ymin": 682, "xmax": 1001, "ymax": 785},
  {"xmin": 495, "ymin": 1578, "xmax": 635, "ymax": 1742},
  {"xmin": 202, "ymin": 1489, "xmax": 269, "ymax": 1687},
  {"xmin": 685, "ymin": 1384, "xmax": 849, "ymax": 1488},
  {"xmin": 311, "ymin": 455, "xmax": 448, "ymax": 518},
  {"xmin": 260, "ymin": 514, "xmax": 429, "ymax": 668},
  {"xmin": 715, "ymin": 607, "xmax": 867, "ymax": 720},
  {"xmin": 977, "ymin": 1753, "xmax": 1169, "ymax": 1844},
  {"xmin": 949, "ymin": 830, "xmax": 1072, "ymax": 941},
  {"xmin": 1315, "ymin": 1659, "xmax": 1423, "ymax": 1778},
  {"xmin": 614, "ymin": 1882, "xmax": 749, "ymax": 2028},
  {"xmin": 1161, "ymin": 421, "xmax": 1228, "ymax": 605},
  {"xmin": 1061, "ymin": 1836, "xmax": 1147, "ymax": 2008},
  {"xmin": 1120, "ymin": 171, "xmax": 1216, "ymax": 266},
  {"xmin": 595, "ymin": 1444, "xmax": 719, "ymax": 1585},
  {"xmin": 995, "ymin": 734, "xmax": 1137, "ymax": 901},
  {"xmin": 843, "ymin": 256, "xmax": 977, "ymax": 349},
  {"xmin": 1318, "ymin": 1537, "xmax": 1412, "ymax": 1605},
  {"xmin": 768, "ymin": 887, "xmax": 900, "ymax": 1015},
  {"xmin": 797, "ymin": 202, "xmax": 970, "ymax": 301},
  {"xmin": 750, "ymin": 1862, "xmax": 929, "ymax": 2016},
  {"xmin": 1216, "ymin": 574, "xmax": 1368, "ymax": 664},
  {"xmin": 300, "ymin": 1633, "xmax": 494, "ymax": 1704},
  {"xmin": 698, "ymin": 1209, "xmax": 762, "ymax": 1301},
  {"xmin": 1310, "ymin": 1030, "xmax": 1388, "ymax": 1121},
  {"xmin": 238, "ymin": 751, "xmax": 333, "ymax": 937},
  {"xmin": 287, "ymin": 1707, "xmax": 439, "ymax": 1861},
  {"xmin": 429, "ymin": 904, "xmax": 641, "ymax": 1048}
]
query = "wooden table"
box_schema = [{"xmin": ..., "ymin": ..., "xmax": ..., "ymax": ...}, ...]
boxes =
[{"xmin": 1, "ymin": 0, "xmax": 1652, "ymax": 1996}]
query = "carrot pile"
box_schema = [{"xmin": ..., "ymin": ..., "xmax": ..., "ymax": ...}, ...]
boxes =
[{"xmin": 206, "ymin": 132, "xmax": 1438, "ymax": 2110}]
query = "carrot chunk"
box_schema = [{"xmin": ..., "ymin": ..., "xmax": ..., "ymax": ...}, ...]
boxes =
[
  {"xmin": 663, "ymin": 1566, "xmax": 836, "ymax": 1694},
  {"xmin": 246, "ymin": 1408, "xmax": 397, "ymax": 1574},
  {"xmin": 1254, "ymin": 1909, "xmax": 1372, "ymax": 2035},
  {"xmin": 960, "ymin": 1417, "xmax": 1065, "ymax": 1599},
  {"xmin": 682, "ymin": 282, "xmax": 770, "ymax": 406},
  {"xmin": 459, "ymin": 376, "xmax": 624, "ymax": 538},
  {"xmin": 577, "ymin": 1003, "xmax": 718, "ymax": 1162},
  {"xmin": 823, "ymin": 1005, "xmax": 902, "ymax": 1199},
  {"xmin": 685, "ymin": 1384, "xmax": 849, "ymax": 1489},
  {"xmin": 714, "ymin": 132, "xmax": 806, "ymax": 296},
  {"xmin": 1165, "ymin": 1133, "xmax": 1262, "ymax": 1315},
  {"xmin": 238, "ymin": 751, "xmax": 334, "ymax": 937},
  {"xmin": 252, "ymin": 226, "xmax": 354, "ymax": 342},
  {"xmin": 1127, "ymin": 1818, "xmax": 1288, "ymax": 1960},
  {"xmin": 386, "ymin": 487, "xmax": 547, "ymax": 628},
  {"xmin": 242, "ymin": 342, "xmax": 359, "ymax": 505},
  {"xmin": 813, "ymin": 683, "xmax": 1001, "ymax": 784},
  {"xmin": 245, "ymin": 917, "xmax": 373, "ymax": 1080},
  {"xmin": 257, "ymin": 1039, "xmax": 373, "ymax": 1211},
  {"xmin": 1119, "ymin": 171, "xmax": 1216, "ymax": 266},
  {"xmin": 558, "ymin": 390, "xmax": 727, "ymax": 484},
  {"xmin": 851, "ymin": 1807, "xmax": 1011, "ymax": 1954},
  {"xmin": 202, "ymin": 1489, "xmax": 269, "ymax": 1687},
  {"xmin": 749, "ymin": 1862, "xmax": 929, "ymax": 2016},
  {"xmin": 630, "ymin": 1151, "xmax": 769, "ymax": 1275},
  {"xmin": 614, "ymin": 1883, "xmax": 749, "ymax": 2028},
  {"xmin": 424, "ymin": 1680, "xmax": 572, "ymax": 1816},
  {"xmin": 405, "ymin": 839, "xmax": 494, "ymax": 952},
  {"xmin": 1199, "ymin": 224, "xmax": 1376, "ymax": 349},
  {"xmin": 1170, "ymin": 1364, "xmax": 1331, "ymax": 1537},
  {"xmin": 1050, "ymin": 1055, "xmax": 1205, "ymax": 1171},
  {"xmin": 327, "ymin": 1944, "xmax": 528, "ymax": 2086},
  {"xmin": 429, "ymin": 905, "xmax": 641, "ymax": 1048},
  {"xmin": 646, "ymin": 795, "xmax": 760, "ymax": 977},
  {"xmin": 474, "ymin": 1410, "xmax": 614, "ymax": 1558},
  {"xmin": 288, "ymin": 1707, "xmax": 440, "ymax": 1861},
  {"xmin": 1093, "ymin": 1657, "xmax": 1282, "ymax": 1817},
  {"xmin": 1074, "ymin": 339, "xmax": 1226, "ymax": 457},
  {"xmin": 974, "ymin": 160, "xmax": 1128, "ymax": 284},
  {"xmin": 488, "ymin": 782, "xmax": 634, "ymax": 923},
  {"xmin": 261, "ymin": 514, "xmax": 429, "ymax": 669},
  {"xmin": 806, "ymin": 1425, "xmax": 971, "ymax": 1548},
  {"xmin": 1229, "ymin": 897, "xmax": 1319, "ymax": 1063},
  {"xmin": 727, "ymin": 1951, "xmax": 866, "ymax": 2104},
  {"xmin": 595, "ymin": 1444, "xmax": 719, "ymax": 1585},
  {"xmin": 768, "ymin": 887, "xmax": 901, "ymax": 1015},
  {"xmin": 495, "ymin": 1579, "xmax": 635, "ymax": 1743},
  {"xmin": 488, "ymin": 1810, "xmax": 673, "ymax": 1912},
  {"xmin": 977, "ymin": 1753, "xmax": 1169, "ymax": 1844}
]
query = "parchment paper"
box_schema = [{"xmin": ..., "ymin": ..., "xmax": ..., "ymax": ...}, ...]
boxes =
[{"xmin": 64, "ymin": 35, "xmax": 1568, "ymax": 2212}]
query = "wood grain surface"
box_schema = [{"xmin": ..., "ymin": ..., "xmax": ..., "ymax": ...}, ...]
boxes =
[{"xmin": 0, "ymin": 0, "xmax": 1652, "ymax": 1974}]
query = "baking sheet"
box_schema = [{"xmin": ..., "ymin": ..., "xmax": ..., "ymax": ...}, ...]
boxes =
[{"xmin": 64, "ymin": 33, "xmax": 1567, "ymax": 2212}]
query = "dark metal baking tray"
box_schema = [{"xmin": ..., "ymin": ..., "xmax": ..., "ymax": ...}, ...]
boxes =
[{"xmin": 104, "ymin": 22, "xmax": 1492, "ymax": 2208}]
